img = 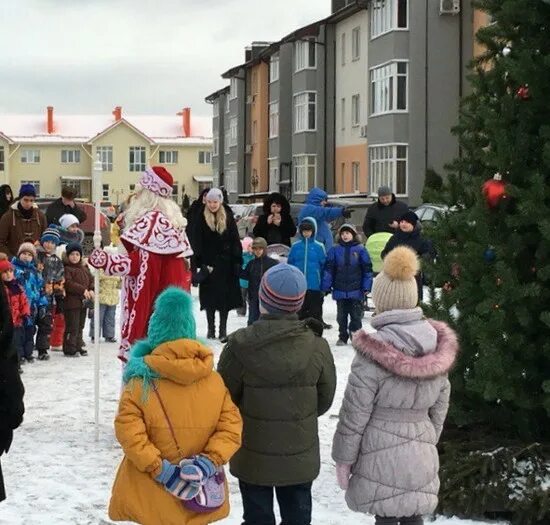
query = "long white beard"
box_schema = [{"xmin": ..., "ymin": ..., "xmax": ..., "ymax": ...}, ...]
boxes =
[{"xmin": 123, "ymin": 187, "xmax": 187, "ymax": 231}]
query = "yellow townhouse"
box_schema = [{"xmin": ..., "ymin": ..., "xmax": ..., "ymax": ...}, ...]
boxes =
[{"xmin": 0, "ymin": 106, "xmax": 213, "ymax": 204}]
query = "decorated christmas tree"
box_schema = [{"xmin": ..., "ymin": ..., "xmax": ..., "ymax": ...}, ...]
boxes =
[{"xmin": 426, "ymin": 0, "xmax": 550, "ymax": 441}]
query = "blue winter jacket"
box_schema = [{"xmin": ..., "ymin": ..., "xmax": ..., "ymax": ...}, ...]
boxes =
[
  {"xmin": 240, "ymin": 252, "xmax": 255, "ymax": 289},
  {"xmin": 288, "ymin": 217, "xmax": 326, "ymax": 291},
  {"xmin": 298, "ymin": 188, "xmax": 344, "ymax": 250},
  {"xmin": 12, "ymin": 257, "xmax": 49, "ymax": 314},
  {"xmin": 322, "ymin": 240, "xmax": 373, "ymax": 301}
]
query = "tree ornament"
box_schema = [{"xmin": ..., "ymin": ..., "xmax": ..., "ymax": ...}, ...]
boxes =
[
  {"xmin": 502, "ymin": 46, "xmax": 512, "ymax": 56},
  {"xmin": 484, "ymin": 247, "xmax": 496, "ymax": 263},
  {"xmin": 516, "ymin": 84, "xmax": 530, "ymax": 100},
  {"xmin": 496, "ymin": 276, "xmax": 503, "ymax": 286},
  {"xmin": 494, "ymin": 304, "xmax": 500, "ymax": 310},
  {"xmin": 482, "ymin": 173, "xmax": 507, "ymax": 209}
]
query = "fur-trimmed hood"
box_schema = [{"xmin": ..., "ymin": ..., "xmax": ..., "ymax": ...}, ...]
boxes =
[{"xmin": 352, "ymin": 319, "xmax": 459, "ymax": 378}]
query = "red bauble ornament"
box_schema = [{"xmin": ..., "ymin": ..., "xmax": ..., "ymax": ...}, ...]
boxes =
[
  {"xmin": 482, "ymin": 176, "xmax": 507, "ymax": 209},
  {"xmin": 516, "ymin": 84, "xmax": 530, "ymax": 100}
]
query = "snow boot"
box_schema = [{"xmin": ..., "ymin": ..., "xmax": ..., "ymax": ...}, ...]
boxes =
[
  {"xmin": 37, "ymin": 351, "xmax": 50, "ymax": 361},
  {"xmin": 336, "ymin": 339, "xmax": 347, "ymax": 346},
  {"xmin": 219, "ymin": 310, "xmax": 228, "ymax": 343},
  {"xmin": 206, "ymin": 310, "xmax": 216, "ymax": 339},
  {"xmin": 79, "ymin": 349, "xmax": 88, "ymax": 356}
]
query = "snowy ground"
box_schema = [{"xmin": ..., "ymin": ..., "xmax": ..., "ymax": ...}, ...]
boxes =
[{"xmin": 1, "ymin": 292, "xmax": 506, "ymax": 525}]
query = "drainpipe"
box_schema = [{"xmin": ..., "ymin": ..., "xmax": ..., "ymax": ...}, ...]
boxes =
[
  {"xmin": 323, "ymin": 30, "xmax": 329, "ymax": 192},
  {"xmin": 424, "ymin": 0, "xmax": 429, "ymax": 175}
]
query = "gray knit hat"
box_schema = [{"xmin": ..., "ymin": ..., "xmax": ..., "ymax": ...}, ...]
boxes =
[
  {"xmin": 372, "ymin": 246, "xmax": 419, "ymax": 313},
  {"xmin": 206, "ymin": 188, "xmax": 224, "ymax": 203}
]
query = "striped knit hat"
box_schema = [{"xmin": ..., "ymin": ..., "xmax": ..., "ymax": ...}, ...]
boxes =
[
  {"xmin": 259, "ymin": 264, "xmax": 306, "ymax": 315},
  {"xmin": 41, "ymin": 225, "xmax": 61, "ymax": 245}
]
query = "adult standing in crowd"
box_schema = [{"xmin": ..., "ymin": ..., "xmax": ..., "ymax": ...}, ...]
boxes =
[
  {"xmin": 185, "ymin": 187, "xmax": 209, "ymax": 250},
  {"xmin": 253, "ymin": 192, "xmax": 296, "ymax": 247},
  {"xmin": 192, "ymin": 188, "xmax": 242, "ymax": 342},
  {"xmin": 45, "ymin": 186, "xmax": 87, "ymax": 227},
  {"xmin": 0, "ymin": 184, "xmax": 47, "ymax": 258},
  {"xmin": 298, "ymin": 187, "xmax": 350, "ymax": 250},
  {"xmin": 0, "ymin": 186, "xmax": 14, "ymax": 220},
  {"xmin": 362, "ymin": 185, "xmax": 409, "ymax": 238},
  {"xmin": 0, "ymin": 277, "xmax": 25, "ymax": 503}
]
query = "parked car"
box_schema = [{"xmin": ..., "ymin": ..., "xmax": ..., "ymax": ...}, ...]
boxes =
[
  {"xmin": 237, "ymin": 203, "xmax": 263, "ymax": 238},
  {"xmin": 414, "ymin": 203, "xmax": 449, "ymax": 226},
  {"xmin": 326, "ymin": 197, "xmax": 376, "ymax": 239}
]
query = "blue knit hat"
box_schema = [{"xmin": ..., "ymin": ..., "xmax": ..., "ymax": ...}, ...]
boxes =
[
  {"xmin": 259, "ymin": 264, "xmax": 306, "ymax": 314},
  {"xmin": 66, "ymin": 241, "xmax": 82, "ymax": 256},
  {"xmin": 41, "ymin": 225, "xmax": 61, "ymax": 245},
  {"xmin": 18, "ymin": 183, "xmax": 37, "ymax": 199}
]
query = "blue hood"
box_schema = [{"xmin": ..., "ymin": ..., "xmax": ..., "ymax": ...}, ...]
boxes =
[
  {"xmin": 298, "ymin": 216, "xmax": 318, "ymax": 239},
  {"xmin": 305, "ymin": 187, "xmax": 328, "ymax": 206}
]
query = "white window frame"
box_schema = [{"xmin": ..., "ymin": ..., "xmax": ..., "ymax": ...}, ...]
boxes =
[
  {"xmin": 352, "ymin": 26, "xmax": 361, "ymax": 60},
  {"xmin": 295, "ymin": 39, "xmax": 317, "ymax": 72},
  {"xmin": 294, "ymin": 91, "xmax": 317, "ymax": 133},
  {"xmin": 129, "ymin": 146, "xmax": 146, "ymax": 172},
  {"xmin": 159, "ymin": 150, "xmax": 178, "ymax": 164},
  {"xmin": 213, "ymin": 101, "xmax": 219, "ymax": 117},
  {"xmin": 213, "ymin": 137, "xmax": 219, "ymax": 157},
  {"xmin": 370, "ymin": 60, "xmax": 408, "ymax": 115},
  {"xmin": 351, "ymin": 94, "xmax": 361, "ymax": 127},
  {"xmin": 370, "ymin": 0, "xmax": 409, "ymax": 40},
  {"xmin": 96, "ymin": 146, "xmax": 113, "ymax": 172},
  {"xmin": 269, "ymin": 101, "xmax": 279, "ymax": 138},
  {"xmin": 369, "ymin": 144, "xmax": 408, "ymax": 196},
  {"xmin": 293, "ymin": 155, "xmax": 316, "ymax": 194},
  {"xmin": 102, "ymin": 184, "xmax": 109, "ymax": 200},
  {"xmin": 270, "ymin": 55, "xmax": 280, "ymax": 83},
  {"xmin": 225, "ymin": 96, "xmax": 230, "ymax": 114},
  {"xmin": 61, "ymin": 149, "xmax": 80, "ymax": 164},
  {"xmin": 229, "ymin": 78, "xmax": 238, "ymax": 100},
  {"xmin": 0, "ymin": 146, "xmax": 4, "ymax": 171},
  {"xmin": 341, "ymin": 98, "xmax": 346, "ymax": 131},
  {"xmin": 198, "ymin": 151, "xmax": 211, "ymax": 164},
  {"xmin": 21, "ymin": 149, "xmax": 40, "ymax": 164},
  {"xmin": 21, "ymin": 180, "xmax": 40, "ymax": 197},
  {"xmin": 341, "ymin": 33, "xmax": 346, "ymax": 66},
  {"xmin": 352, "ymin": 161, "xmax": 360, "ymax": 192},
  {"xmin": 224, "ymin": 129, "xmax": 231, "ymax": 154},
  {"xmin": 268, "ymin": 157, "xmax": 279, "ymax": 191},
  {"xmin": 226, "ymin": 162, "xmax": 238, "ymax": 193},
  {"xmin": 229, "ymin": 118, "xmax": 238, "ymax": 147}
]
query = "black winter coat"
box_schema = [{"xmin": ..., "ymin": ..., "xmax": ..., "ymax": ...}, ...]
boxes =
[
  {"xmin": 0, "ymin": 185, "xmax": 14, "ymax": 219},
  {"xmin": 0, "ymin": 282, "xmax": 25, "ymax": 502},
  {"xmin": 192, "ymin": 209, "xmax": 243, "ymax": 311},
  {"xmin": 240, "ymin": 255, "xmax": 278, "ymax": 302},
  {"xmin": 218, "ymin": 314, "xmax": 336, "ymax": 486},
  {"xmin": 381, "ymin": 228, "xmax": 435, "ymax": 260},
  {"xmin": 362, "ymin": 195, "xmax": 409, "ymax": 237},
  {"xmin": 252, "ymin": 192, "xmax": 296, "ymax": 247},
  {"xmin": 45, "ymin": 198, "xmax": 87, "ymax": 226},
  {"xmin": 185, "ymin": 189, "xmax": 210, "ymax": 250}
]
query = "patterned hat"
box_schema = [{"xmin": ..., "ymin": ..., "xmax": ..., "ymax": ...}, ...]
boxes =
[
  {"xmin": 259, "ymin": 264, "xmax": 306, "ymax": 315},
  {"xmin": 41, "ymin": 225, "xmax": 61, "ymax": 245},
  {"xmin": 139, "ymin": 166, "xmax": 174, "ymax": 198},
  {"xmin": 18, "ymin": 242, "xmax": 37, "ymax": 259}
]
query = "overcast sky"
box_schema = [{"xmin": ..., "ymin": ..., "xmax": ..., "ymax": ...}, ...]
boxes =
[{"xmin": 0, "ymin": 0, "xmax": 329, "ymax": 118}]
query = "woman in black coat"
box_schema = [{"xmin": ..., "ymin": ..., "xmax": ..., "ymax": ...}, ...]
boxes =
[
  {"xmin": 192, "ymin": 188, "xmax": 242, "ymax": 341},
  {"xmin": 0, "ymin": 185, "xmax": 14, "ymax": 219},
  {"xmin": 252, "ymin": 192, "xmax": 296, "ymax": 247},
  {"xmin": 0, "ymin": 280, "xmax": 25, "ymax": 503},
  {"xmin": 186, "ymin": 188, "xmax": 210, "ymax": 251}
]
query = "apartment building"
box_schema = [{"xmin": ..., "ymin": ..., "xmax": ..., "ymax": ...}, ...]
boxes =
[
  {"xmin": 206, "ymin": 86, "xmax": 229, "ymax": 188},
  {"xmin": 0, "ymin": 106, "xmax": 212, "ymax": 204}
]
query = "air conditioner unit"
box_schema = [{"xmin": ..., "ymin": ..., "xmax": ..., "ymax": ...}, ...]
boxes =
[
  {"xmin": 439, "ymin": 0, "xmax": 460, "ymax": 14},
  {"xmin": 245, "ymin": 144, "xmax": 253, "ymax": 154},
  {"xmin": 360, "ymin": 125, "xmax": 368, "ymax": 138}
]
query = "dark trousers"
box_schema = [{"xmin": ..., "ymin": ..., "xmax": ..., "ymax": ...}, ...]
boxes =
[
  {"xmin": 206, "ymin": 308, "xmax": 229, "ymax": 337},
  {"xmin": 15, "ymin": 325, "xmax": 35, "ymax": 360},
  {"xmin": 375, "ymin": 516, "xmax": 423, "ymax": 525},
  {"xmin": 35, "ymin": 304, "xmax": 53, "ymax": 354},
  {"xmin": 298, "ymin": 290, "xmax": 323, "ymax": 322},
  {"xmin": 239, "ymin": 480, "xmax": 312, "ymax": 525},
  {"xmin": 336, "ymin": 299, "xmax": 363, "ymax": 342},
  {"xmin": 63, "ymin": 308, "xmax": 86, "ymax": 355},
  {"xmin": 247, "ymin": 297, "xmax": 260, "ymax": 326},
  {"xmin": 237, "ymin": 287, "xmax": 248, "ymax": 316}
]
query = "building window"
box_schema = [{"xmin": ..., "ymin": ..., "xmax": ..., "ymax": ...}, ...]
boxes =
[
  {"xmin": 159, "ymin": 150, "xmax": 178, "ymax": 164},
  {"xmin": 0, "ymin": 147, "xmax": 4, "ymax": 171},
  {"xmin": 129, "ymin": 184, "xmax": 135, "ymax": 192},
  {"xmin": 61, "ymin": 149, "xmax": 80, "ymax": 164},
  {"xmin": 21, "ymin": 180, "xmax": 40, "ymax": 197},
  {"xmin": 172, "ymin": 183, "xmax": 179, "ymax": 202},
  {"xmin": 352, "ymin": 27, "xmax": 361, "ymax": 60},
  {"xmin": 294, "ymin": 92, "xmax": 317, "ymax": 133},
  {"xmin": 102, "ymin": 184, "xmax": 109, "ymax": 200},
  {"xmin": 341, "ymin": 33, "xmax": 346, "ymax": 65},
  {"xmin": 351, "ymin": 94, "xmax": 361, "ymax": 126},
  {"xmin": 229, "ymin": 118, "xmax": 238, "ymax": 147},
  {"xmin": 225, "ymin": 96, "xmax": 230, "ymax": 114},
  {"xmin": 293, "ymin": 155, "xmax": 316, "ymax": 194},
  {"xmin": 230, "ymin": 78, "xmax": 238, "ymax": 99},
  {"xmin": 97, "ymin": 146, "xmax": 113, "ymax": 172},
  {"xmin": 226, "ymin": 163, "xmax": 238, "ymax": 193},
  {"xmin": 269, "ymin": 102, "xmax": 279, "ymax": 138},
  {"xmin": 198, "ymin": 151, "xmax": 211, "ymax": 164},
  {"xmin": 268, "ymin": 158, "xmax": 279, "ymax": 191},
  {"xmin": 352, "ymin": 162, "xmax": 360, "ymax": 192},
  {"xmin": 370, "ymin": 61, "xmax": 408, "ymax": 114},
  {"xmin": 341, "ymin": 98, "xmax": 346, "ymax": 130},
  {"xmin": 369, "ymin": 144, "xmax": 408, "ymax": 196},
  {"xmin": 129, "ymin": 146, "xmax": 146, "ymax": 172},
  {"xmin": 213, "ymin": 101, "xmax": 219, "ymax": 117},
  {"xmin": 213, "ymin": 138, "xmax": 219, "ymax": 157},
  {"xmin": 295, "ymin": 39, "xmax": 316, "ymax": 71},
  {"xmin": 21, "ymin": 149, "xmax": 40, "ymax": 164},
  {"xmin": 270, "ymin": 56, "xmax": 280, "ymax": 82},
  {"xmin": 371, "ymin": 0, "xmax": 408, "ymax": 39},
  {"xmin": 224, "ymin": 129, "xmax": 231, "ymax": 154}
]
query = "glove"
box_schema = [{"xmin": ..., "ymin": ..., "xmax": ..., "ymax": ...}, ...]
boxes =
[
  {"xmin": 155, "ymin": 459, "xmax": 193, "ymax": 500},
  {"xmin": 88, "ymin": 248, "xmax": 108, "ymax": 270},
  {"xmin": 342, "ymin": 208, "xmax": 352, "ymax": 219},
  {"xmin": 179, "ymin": 455, "xmax": 216, "ymax": 484},
  {"xmin": 336, "ymin": 463, "xmax": 352, "ymax": 490}
]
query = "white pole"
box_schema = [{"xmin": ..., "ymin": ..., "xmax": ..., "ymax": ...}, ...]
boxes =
[{"xmin": 92, "ymin": 155, "xmax": 103, "ymax": 441}]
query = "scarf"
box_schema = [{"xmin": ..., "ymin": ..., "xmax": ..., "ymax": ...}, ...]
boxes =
[{"xmin": 17, "ymin": 202, "xmax": 34, "ymax": 220}]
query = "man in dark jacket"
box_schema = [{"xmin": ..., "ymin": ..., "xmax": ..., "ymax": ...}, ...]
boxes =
[
  {"xmin": 362, "ymin": 185, "xmax": 409, "ymax": 238},
  {"xmin": 218, "ymin": 264, "xmax": 336, "ymax": 525},
  {"xmin": 253, "ymin": 192, "xmax": 296, "ymax": 247},
  {"xmin": 45, "ymin": 186, "xmax": 87, "ymax": 226},
  {"xmin": 0, "ymin": 280, "xmax": 25, "ymax": 502}
]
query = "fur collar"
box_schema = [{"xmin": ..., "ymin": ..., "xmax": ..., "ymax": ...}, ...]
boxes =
[{"xmin": 352, "ymin": 320, "xmax": 459, "ymax": 378}]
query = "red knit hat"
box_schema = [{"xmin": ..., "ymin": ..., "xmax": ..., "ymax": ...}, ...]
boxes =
[
  {"xmin": 0, "ymin": 256, "xmax": 13, "ymax": 273},
  {"xmin": 139, "ymin": 166, "xmax": 174, "ymax": 198}
]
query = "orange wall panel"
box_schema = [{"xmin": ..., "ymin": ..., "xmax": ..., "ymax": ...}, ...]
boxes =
[
  {"xmin": 335, "ymin": 144, "xmax": 368, "ymax": 194},
  {"xmin": 250, "ymin": 62, "xmax": 269, "ymax": 193}
]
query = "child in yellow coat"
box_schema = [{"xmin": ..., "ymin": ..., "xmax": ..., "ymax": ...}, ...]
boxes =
[{"xmin": 109, "ymin": 287, "xmax": 243, "ymax": 525}]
